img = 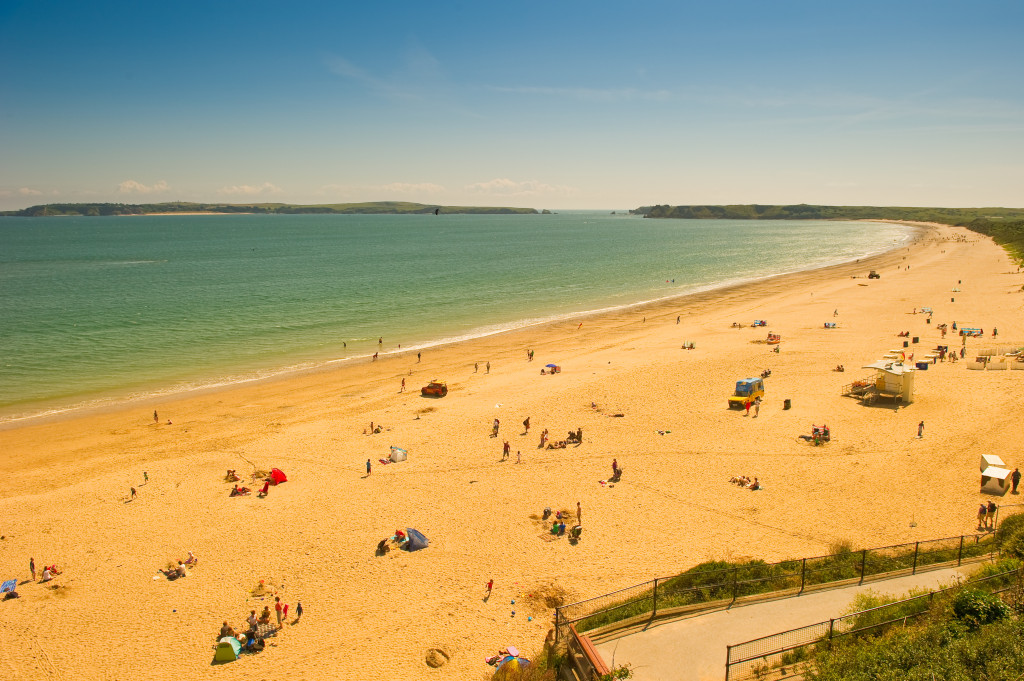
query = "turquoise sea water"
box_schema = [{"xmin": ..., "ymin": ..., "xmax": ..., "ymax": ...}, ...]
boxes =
[{"xmin": 0, "ymin": 212, "xmax": 913, "ymax": 421}]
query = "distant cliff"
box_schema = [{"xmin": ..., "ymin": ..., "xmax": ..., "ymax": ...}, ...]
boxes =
[
  {"xmin": 632, "ymin": 203, "xmax": 1024, "ymax": 263},
  {"xmin": 1, "ymin": 201, "xmax": 539, "ymax": 217}
]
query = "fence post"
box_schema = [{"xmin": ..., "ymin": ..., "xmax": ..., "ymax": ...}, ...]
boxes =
[
  {"xmin": 912, "ymin": 542, "xmax": 919, "ymax": 574},
  {"xmin": 554, "ymin": 608, "xmax": 560, "ymax": 643},
  {"xmin": 731, "ymin": 567, "xmax": 738, "ymax": 605},
  {"xmin": 800, "ymin": 558, "xmax": 806, "ymax": 594},
  {"xmin": 652, "ymin": 578, "xmax": 658, "ymax": 617},
  {"xmin": 828, "ymin": 618, "xmax": 835, "ymax": 649},
  {"xmin": 859, "ymin": 549, "xmax": 867, "ymax": 584},
  {"xmin": 725, "ymin": 644, "xmax": 732, "ymax": 681},
  {"xmin": 958, "ymin": 535, "xmax": 964, "ymax": 566}
]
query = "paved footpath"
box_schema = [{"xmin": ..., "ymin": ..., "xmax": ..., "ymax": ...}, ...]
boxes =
[{"xmin": 594, "ymin": 566, "xmax": 973, "ymax": 681}]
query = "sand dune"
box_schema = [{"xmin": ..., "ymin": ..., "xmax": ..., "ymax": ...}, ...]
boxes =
[{"xmin": 2, "ymin": 223, "xmax": 1023, "ymax": 680}]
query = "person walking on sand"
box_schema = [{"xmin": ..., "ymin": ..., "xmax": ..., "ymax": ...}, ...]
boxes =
[
  {"xmin": 143, "ymin": 471, "xmax": 148, "ymax": 484},
  {"xmin": 153, "ymin": 410, "xmax": 158, "ymax": 423},
  {"xmin": 516, "ymin": 451, "xmax": 521, "ymax": 464},
  {"xmin": 474, "ymin": 362, "xmax": 479, "ymax": 373},
  {"xmin": 295, "ymin": 601, "xmax": 303, "ymax": 622},
  {"xmin": 1012, "ymin": 468, "xmax": 1021, "ymax": 494},
  {"xmin": 612, "ymin": 458, "xmax": 619, "ymax": 477},
  {"xmin": 30, "ymin": 557, "xmax": 35, "ymax": 581},
  {"xmin": 400, "ymin": 378, "xmax": 405, "ymax": 392},
  {"xmin": 492, "ymin": 418, "xmax": 500, "ymax": 437},
  {"xmin": 486, "ymin": 579, "xmax": 493, "ymax": 597},
  {"xmin": 130, "ymin": 487, "xmax": 137, "ymax": 499},
  {"xmin": 523, "ymin": 416, "xmax": 530, "ymax": 434},
  {"xmin": 539, "ymin": 429, "xmax": 548, "ymax": 448},
  {"xmin": 917, "ymin": 421, "xmax": 924, "ymax": 438},
  {"xmin": 366, "ymin": 459, "xmax": 372, "ymax": 476},
  {"xmin": 576, "ymin": 501, "xmax": 582, "ymax": 524},
  {"xmin": 502, "ymin": 441, "xmax": 510, "ymax": 460},
  {"xmin": 275, "ymin": 596, "xmax": 284, "ymax": 627},
  {"xmin": 754, "ymin": 396, "xmax": 761, "ymax": 417},
  {"xmin": 987, "ymin": 501, "xmax": 997, "ymax": 530},
  {"xmin": 486, "ymin": 361, "xmax": 490, "ymax": 373}
]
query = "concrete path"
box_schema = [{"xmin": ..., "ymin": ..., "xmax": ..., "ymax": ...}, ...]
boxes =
[{"xmin": 593, "ymin": 566, "xmax": 972, "ymax": 681}]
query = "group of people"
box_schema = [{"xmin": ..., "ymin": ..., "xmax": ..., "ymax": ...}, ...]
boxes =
[
  {"xmin": 977, "ymin": 501, "xmax": 999, "ymax": 531},
  {"xmin": 541, "ymin": 505, "xmax": 582, "ymax": 540},
  {"xmin": 729, "ymin": 475, "xmax": 762, "ymax": 491},
  {"xmin": 29, "ymin": 558, "xmax": 61, "ymax": 583},
  {"xmin": 798, "ymin": 424, "xmax": 830, "ymax": 445}
]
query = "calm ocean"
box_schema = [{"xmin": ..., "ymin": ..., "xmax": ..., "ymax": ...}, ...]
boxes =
[{"xmin": 0, "ymin": 212, "xmax": 913, "ymax": 421}]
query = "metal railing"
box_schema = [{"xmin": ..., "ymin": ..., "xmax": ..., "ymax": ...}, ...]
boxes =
[
  {"xmin": 724, "ymin": 567, "xmax": 1023, "ymax": 681},
  {"xmin": 555, "ymin": 530, "xmax": 1001, "ymax": 642}
]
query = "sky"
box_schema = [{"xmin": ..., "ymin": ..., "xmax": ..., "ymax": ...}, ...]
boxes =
[{"xmin": 1, "ymin": 1, "xmax": 1022, "ymax": 210}]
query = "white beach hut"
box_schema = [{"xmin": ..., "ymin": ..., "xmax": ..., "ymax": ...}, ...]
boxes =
[
  {"xmin": 980, "ymin": 454, "xmax": 1006, "ymax": 472},
  {"xmin": 861, "ymin": 360, "xmax": 915, "ymax": 404},
  {"xmin": 981, "ymin": 467, "xmax": 1012, "ymax": 496}
]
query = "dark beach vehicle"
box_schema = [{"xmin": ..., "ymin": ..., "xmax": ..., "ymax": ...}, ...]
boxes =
[
  {"xmin": 868, "ymin": 270, "xmax": 881, "ymax": 279},
  {"xmin": 421, "ymin": 381, "xmax": 448, "ymax": 397}
]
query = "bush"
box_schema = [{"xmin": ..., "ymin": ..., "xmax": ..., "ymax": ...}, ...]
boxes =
[
  {"xmin": 994, "ymin": 510, "xmax": 1024, "ymax": 545},
  {"xmin": 999, "ymin": 526, "xmax": 1024, "ymax": 560},
  {"xmin": 951, "ymin": 589, "xmax": 1010, "ymax": 630}
]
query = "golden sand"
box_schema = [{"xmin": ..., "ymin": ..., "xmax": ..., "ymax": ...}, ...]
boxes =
[{"xmin": 1, "ymin": 223, "xmax": 1022, "ymax": 680}]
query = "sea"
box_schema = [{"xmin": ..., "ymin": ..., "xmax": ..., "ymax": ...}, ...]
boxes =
[{"xmin": 0, "ymin": 212, "xmax": 914, "ymax": 423}]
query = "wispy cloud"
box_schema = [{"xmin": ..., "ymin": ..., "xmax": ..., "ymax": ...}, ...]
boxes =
[
  {"xmin": 217, "ymin": 182, "xmax": 281, "ymax": 196},
  {"xmin": 377, "ymin": 182, "xmax": 445, "ymax": 195},
  {"xmin": 490, "ymin": 85, "xmax": 673, "ymax": 103},
  {"xmin": 465, "ymin": 178, "xmax": 575, "ymax": 197},
  {"xmin": 119, "ymin": 179, "xmax": 169, "ymax": 194},
  {"xmin": 18, "ymin": 187, "xmax": 42, "ymax": 196}
]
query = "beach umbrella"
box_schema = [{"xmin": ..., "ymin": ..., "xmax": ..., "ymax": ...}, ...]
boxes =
[
  {"xmin": 494, "ymin": 656, "xmax": 530, "ymax": 677},
  {"xmin": 545, "ymin": 364, "xmax": 557, "ymax": 368}
]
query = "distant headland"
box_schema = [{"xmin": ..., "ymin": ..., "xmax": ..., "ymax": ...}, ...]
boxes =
[
  {"xmin": 632, "ymin": 203, "xmax": 1024, "ymax": 262},
  {"xmin": 0, "ymin": 201, "xmax": 543, "ymax": 217}
]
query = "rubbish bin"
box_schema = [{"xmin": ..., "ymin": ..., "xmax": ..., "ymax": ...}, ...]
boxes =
[
  {"xmin": 912, "ymin": 336, "xmax": 919, "ymax": 344},
  {"xmin": 903, "ymin": 340, "xmax": 909, "ymax": 348},
  {"xmin": 951, "ymin": 297, "xmax": 955, "ymax": 303},
  {"xmin": 926, "ymin": 318, "xmax": 931, "ymax": 324},
  {"xmin": 783, "ymin": 398, "xmax": 792, "ymax": 410}
]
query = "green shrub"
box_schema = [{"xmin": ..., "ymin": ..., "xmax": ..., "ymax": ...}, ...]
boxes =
[
  {"xmin": 994, "ymin": 510, "xmax": 1024, "ymax": 545},
  {"xmin": 1001, "ymin": 526, "xmax": 1024, "ymax": 560},
  {"xmin": 951, "ymin": 589, "xmax": 1010, "ymax": 630}
]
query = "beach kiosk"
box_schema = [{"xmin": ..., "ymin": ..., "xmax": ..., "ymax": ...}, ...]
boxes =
[
  {"xmin": 980, "ymin": 454, "xmax": 1006, "ymax": 472},
  {"xmin": 981, "ymin": 466, "xmax": 1012, "ymax": 496},
  {"xmin": 860, "ymin": 360, "xmax": 915, "ymax": 405}
]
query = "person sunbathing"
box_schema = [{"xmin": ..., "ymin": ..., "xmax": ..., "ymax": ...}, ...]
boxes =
[
  {"xmin": 184, "ymin": 551, "xmax": 198, "ymax": 566},
  {"xmin": 258, "ymin": 606, "xmax": 272, "ymax": 624},
  {"xmin": 750, "ymin": 478, "xmax": 762, "ymax": 491},
  {"xmin": 377, "ymin": 538, "xmax": 390, "ymax": 554},
  {"xmin": 220, "ymin": 622, "xmax": 236, "ymax": 638},
  {"xmin": 225, "ymin": 469, "xmax": 240, "ymax": 482},
  {"xmin": 40, "ymin": 568, "xmax": 54, "ymax": 582}
]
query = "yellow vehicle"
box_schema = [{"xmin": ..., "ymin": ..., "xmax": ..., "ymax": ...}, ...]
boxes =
[{"xmin": 728, "ymin": 378, "xmax": 764, "ymax": 409}]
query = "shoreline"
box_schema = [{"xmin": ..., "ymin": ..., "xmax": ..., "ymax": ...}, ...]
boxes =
[{"xmin": 0, "ymin": 221, "xmax": 924, "ymax": 429}]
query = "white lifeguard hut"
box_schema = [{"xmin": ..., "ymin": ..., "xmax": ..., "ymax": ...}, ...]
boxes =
[
  {"xmin": 981, "ymin": 466, "xmax": 1012, "ymax": 496},
  {"xmin": 861, "ymin": 360, "xmax": 916, "ymax": 404},
  {"xmin": 980, "ymin": 454, "xmax": 1006, "ymax": 472}
]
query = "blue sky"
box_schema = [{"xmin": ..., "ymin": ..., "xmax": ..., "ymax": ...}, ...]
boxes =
[{"xmin": 1, "ymin": 1, "xmax": 1022, "ymax": 210}]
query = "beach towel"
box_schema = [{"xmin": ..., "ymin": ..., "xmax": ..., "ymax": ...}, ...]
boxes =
[{"xmin": 1, "ymin": 579, "xmax": 16, "ymax": 593}]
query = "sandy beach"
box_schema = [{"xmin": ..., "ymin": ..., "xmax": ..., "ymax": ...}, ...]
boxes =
[{"xmin": 2, "ymin": 222, "xmax": 1022, "ymax": 680}]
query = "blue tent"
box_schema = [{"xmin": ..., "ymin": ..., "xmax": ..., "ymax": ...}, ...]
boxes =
[{"xmin": 405, "ymin": 528, "xmax": 429, "ymax": 551}]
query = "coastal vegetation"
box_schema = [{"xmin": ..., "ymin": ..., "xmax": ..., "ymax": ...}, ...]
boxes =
[
  {"xmin": 571, "ymin": 532, "xmax": 998, "ymax": 634},
  {"xmin": 633, "ymin": 204, "xmax": 1024, "ymax": 262},
  {"xmin": 0, "ymin": 201, "xmax": 539, "ymax": 217}
]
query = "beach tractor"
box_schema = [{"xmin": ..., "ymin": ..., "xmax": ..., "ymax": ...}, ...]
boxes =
[
  {"xmin": 728, "ymin": 378, "xmax": 764, "ymax": 409},
  {"xmin": 421, "ymin": 381, "xmax": 448, "ymax": 397},
  {"xmin": 868, "ymin": 270, "xmax": 881, "ymax": 279}
]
